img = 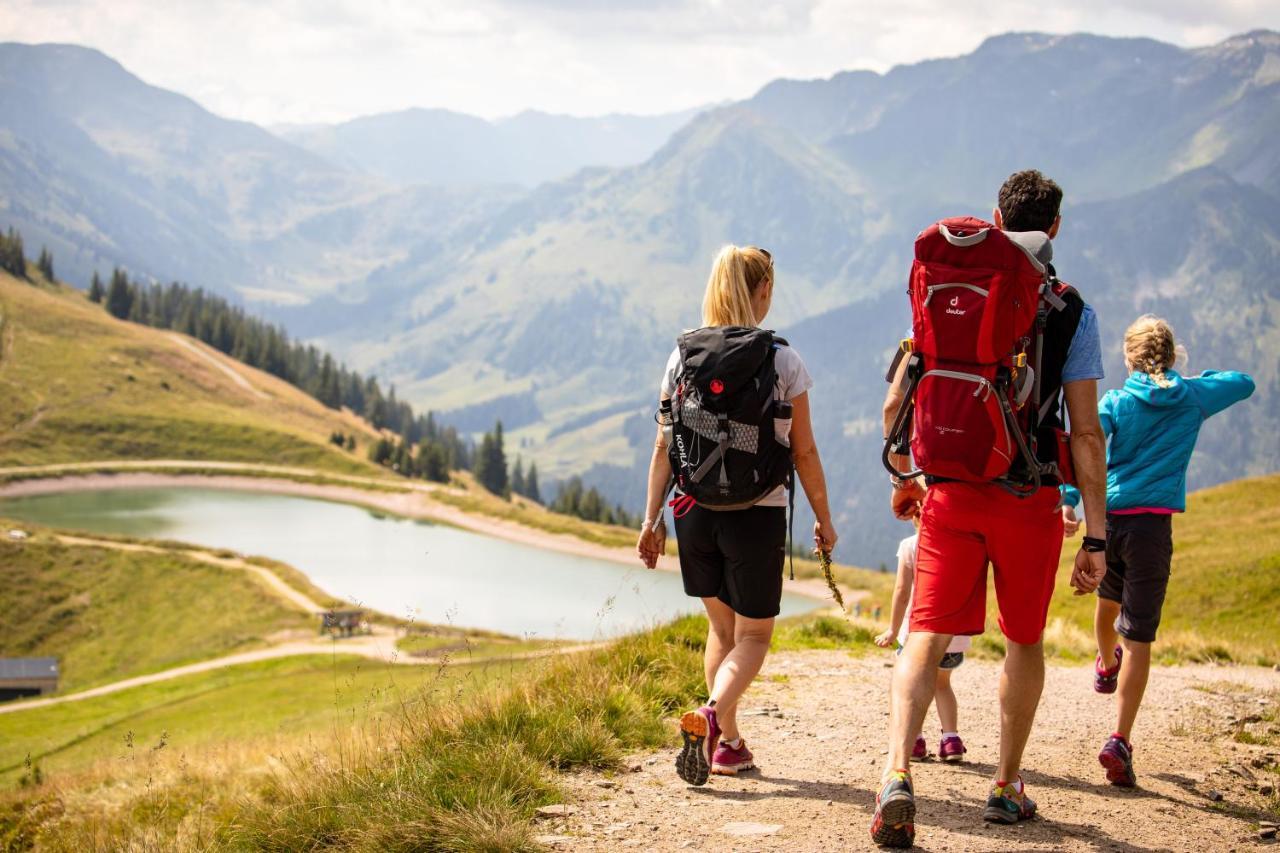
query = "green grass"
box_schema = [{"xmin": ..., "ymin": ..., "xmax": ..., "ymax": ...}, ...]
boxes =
[
  {"xmin": 0, "ymin": 273, "xmax": 385, "ymax": 477},
  {"xmin": 0, "ymin": 617, "xmax": 707, "ymax": 851},
  {"xmin": 0, "ymin": 527, "xmax": 312, "ymax": 693},
  {"xmin": 0, "ymin": 653, "xmax": 531, "ymax": 784},
  {"xmin": 773, "ymin": 614, "xmax": 881, "ymax": 651}
]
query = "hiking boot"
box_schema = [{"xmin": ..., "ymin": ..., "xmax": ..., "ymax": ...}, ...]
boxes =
[
  {"xmin": 912, "ymin": 735, "xmax": 927, "ymax": 760},
  {"xmin": 939, "ymin": 734, "xmax": 966, "ymax": 763},
  {"xmin": 983, "ymin": 777, "xmax": 1037, "ymax": 824},
  {"xmin": 676, "ymin": 705, "xmax": 719, "ymax": 786},
  {"xmin": 1094, "ymin": 645, "xmax": 1122, "ymax": 694},
  {"xmin": 870, "ymin": 770, "xmax": 915, "ymax": 848},
  {"xmin": 711, "ymin": 738, "xmax": 755, "ymax": 775},
  {"xmin": 1098, "ymin": 734, "xmax": 1137, "ymax": 787}
]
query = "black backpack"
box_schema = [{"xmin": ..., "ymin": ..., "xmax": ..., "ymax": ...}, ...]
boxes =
[{"xmin": 666, "ymin": 326, "xmax": 794, "ymax": 510}]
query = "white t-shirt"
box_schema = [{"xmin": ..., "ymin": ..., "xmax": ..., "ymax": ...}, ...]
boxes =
[
  {"xmin": 896, "ymin": 534, "xmax": 972, "ymax": 653},
  {"xmin": 660, "ymin": 340, "xmax": 813, "ymax": 508}
]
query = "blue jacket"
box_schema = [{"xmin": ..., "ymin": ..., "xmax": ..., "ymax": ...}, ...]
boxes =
[{"xmin": 1062, "ymin": 369, "xmax": 1255, "ymax": 513}]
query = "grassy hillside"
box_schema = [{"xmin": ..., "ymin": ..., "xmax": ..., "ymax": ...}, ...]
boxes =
[
  {"xmin": 0, "ymin": 271, "xmax": 385, "ymax": 475},
  {"xmin": 0, "ymin": 653, "xmax": 533, "ymax": 785},
  {"xmin": 0, "ymin": 617, "xmax": 704, "ymax": 851},
  {"xmin": 0, "ymin": 524, "xmax": 314, "ymax": 692}
]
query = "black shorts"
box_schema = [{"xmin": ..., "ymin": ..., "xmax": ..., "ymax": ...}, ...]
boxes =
[
  {"xmin": 673, "ymin": 504, "xmax": 786, "ymax": 619},
  {"xmin": 1099, "ymin": 513, "xmax": 1174, "ymax": 643}
]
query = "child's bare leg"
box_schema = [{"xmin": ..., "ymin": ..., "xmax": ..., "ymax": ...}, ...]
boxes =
[
  {"xmin": 933, "ymin": 668, "xmax": 958, "ymax": 733},
  {"xmin": 1115, "ymin": 638, "xmax": 1152, "ymax": 739},
  {"xmin": 1095, "ymin": 598, "xmax": 1122, "ymax": 665}
]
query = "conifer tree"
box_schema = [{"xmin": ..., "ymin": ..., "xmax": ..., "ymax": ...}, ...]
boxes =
[
  {"xmin": 511, "ymin": 456, "xmax": 526, "ymax": 497},
  {"xmin": 88, "ymin": 271, "xmax": 105, "ymax": 303},
  {"xmin": 105, "ymin": 268, "xmax": 133, "ymax": 318},
  {"xmin": 0, "ymin": 228, "xmax": 25, "ymax": 278},
  {"xmin": 525, "ymin": 462, "xmax": 541, "ymax": 504},
  {"xmin": 36, "ymin": 247, "xmax": 54, "ymax": 281}
]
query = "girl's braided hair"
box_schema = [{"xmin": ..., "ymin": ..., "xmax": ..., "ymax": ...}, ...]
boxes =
[{"xmin": 1123, "ymin": 314, "xmax": 1186, "ymax": 389}]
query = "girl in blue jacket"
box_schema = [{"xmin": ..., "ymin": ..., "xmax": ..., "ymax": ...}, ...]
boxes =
[{"xmin": 1063, "ymin": 314, "xmax": 1254, "ymax": 789}]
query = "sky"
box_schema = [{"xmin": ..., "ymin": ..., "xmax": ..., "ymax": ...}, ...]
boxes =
[{"xmin": 1, "ymin": 0, "xmax": 1277, "ymax": 126}]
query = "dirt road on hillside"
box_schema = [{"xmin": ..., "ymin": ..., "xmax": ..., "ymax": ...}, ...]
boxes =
[{"xmin": 554, "ymin": 651, "xmax": 1280, "ymax": 852}]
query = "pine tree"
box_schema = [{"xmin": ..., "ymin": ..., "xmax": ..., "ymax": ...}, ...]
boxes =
[
  {"xmin": 105, "ymin": 268, "xmax": 133, "ymax": 319},
  {"xmin": 473, "ymin": 433, "xmax": 495, "ymax": 491},
  {"xmin": 88, "ymin": 271, "xmax": 104, "ymax": 303},
  {"xmin": 419, "ymin": 442, "xmax": 449, "ymax": 483},
  {"xmin": 317, "ymin": 354, "xmax": 341, "ymax": 409},
  {"xmin": 525, "ymin": 462, "xmax": 541, "ymax": 503},
  {"xmin": 472, "ymin": 421, "xmax": 510, "ymax": 496},
  {"xmin": 0, "ymin": 228, "xmax": 25, "ymax": 278},
  {"xmin": 511, "ymin": 456, "xmax": 526, "ymax": 497},
  {"xmin": 36, "ymin": 247, "xmax": 54, "ymax": 281}
]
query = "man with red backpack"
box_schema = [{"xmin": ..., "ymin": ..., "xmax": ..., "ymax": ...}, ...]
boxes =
[{"xmin": 869, "ymin": 170, "xmax": 1109, "ymax": 848}]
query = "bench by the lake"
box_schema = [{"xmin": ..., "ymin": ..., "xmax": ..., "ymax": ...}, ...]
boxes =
[
  {"xmin": 320, "ymin": 610, "xmax": 369, "ymax": 638},
  {"xmin": 0, "ymin": 657, "xmax": 59, "ymax": 702}
]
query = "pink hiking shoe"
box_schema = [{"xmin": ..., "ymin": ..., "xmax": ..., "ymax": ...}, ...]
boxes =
[
  {"xmin": 676, "ymin": 705, "xmax": 720, "ymax": 786},
  {"xmin": 912, "ymin": 735, "xmax": 927, "ymax": 760},
  {"xmin": 1095, "ymin": 645, "xmax": 1123, "ymax": 694},
  {"xmin": 711, "ymin": 739, "xmax": 755, "ymax": 775},
  {"xmin": 939, "ymin": 734, "xmax": 967, "ymax": 763}
]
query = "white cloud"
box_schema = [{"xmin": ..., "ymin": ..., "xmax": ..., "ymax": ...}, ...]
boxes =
[{"xmin": 0, "ymin": 0, "xmax": 1276, "ymax": 124}]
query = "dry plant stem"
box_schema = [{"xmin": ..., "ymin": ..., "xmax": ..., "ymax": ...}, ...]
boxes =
[{"xmin": 817, "ymin": 549, "xmax": 844, "ymax": 609}]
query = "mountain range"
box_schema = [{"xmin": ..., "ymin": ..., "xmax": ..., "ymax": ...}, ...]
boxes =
[
  {"xmin": 274, "ymin": 105, "xmax": 707, "ymax": 188},
  {"xmin": 1, "ymin": 31, "xmax": 1276, "ymax": 564}
]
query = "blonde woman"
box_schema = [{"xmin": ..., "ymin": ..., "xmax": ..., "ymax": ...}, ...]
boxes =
[
  {"xmin": 636, "ymin": 244, "xmax": 838, "ymax": 786},
  {"xmin": 1062, "ymin": 315, "xmax": 1253, "ymax": 788}
]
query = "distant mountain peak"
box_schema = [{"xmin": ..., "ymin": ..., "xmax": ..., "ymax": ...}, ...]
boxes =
[
  {"xmin": 1215, "ymin": 29, "xmax": 1280, "ymax": 49},
  {"xmin": 972, "ymin": 31, "xmax": 1062, "ymax": 55}
]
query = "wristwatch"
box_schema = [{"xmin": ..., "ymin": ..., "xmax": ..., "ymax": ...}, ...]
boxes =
[{"xmin": 1082, "ymin": 536, "xmax": 1107, "ymax": 553}]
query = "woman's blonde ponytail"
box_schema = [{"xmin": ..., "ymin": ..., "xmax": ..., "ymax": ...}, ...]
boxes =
[{"xmin": 702, "ymin": 244, "xmax": 773, "ymax": 328}]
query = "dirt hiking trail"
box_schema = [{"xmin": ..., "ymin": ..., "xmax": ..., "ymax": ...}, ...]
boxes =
[{"xmin": 555, "ymin": 651, "xmax": 1279, "ymax": 852}]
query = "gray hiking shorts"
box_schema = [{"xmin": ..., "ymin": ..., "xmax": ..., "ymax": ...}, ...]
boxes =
[{"xmin": 1098, "ymin": 513, "xmax": 1174, "ymax": 643}]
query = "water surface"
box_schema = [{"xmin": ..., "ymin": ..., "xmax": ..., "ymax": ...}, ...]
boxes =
[{"xmin": 0, "ymin": 487, "xmax": 816, "ymax": 639}]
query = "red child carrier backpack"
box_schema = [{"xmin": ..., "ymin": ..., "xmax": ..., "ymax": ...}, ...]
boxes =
[{"xmin": 882, "ymin": 216, "xmax": 1075, "ymax": 494}]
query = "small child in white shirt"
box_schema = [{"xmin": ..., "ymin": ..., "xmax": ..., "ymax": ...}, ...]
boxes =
[{"xmin": 874, "ymin": 520, "xmax": 971, "ymax": 762}]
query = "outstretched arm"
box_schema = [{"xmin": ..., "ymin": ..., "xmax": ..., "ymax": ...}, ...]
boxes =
[{"xmin": 1192, "ymin": 370, "xmax": 1256, "ymax": 417}]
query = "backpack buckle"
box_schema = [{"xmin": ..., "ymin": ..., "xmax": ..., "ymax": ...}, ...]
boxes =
[{"xmin": 1013, "ymin": 353, "xmax": 1027, "ymax": 369}]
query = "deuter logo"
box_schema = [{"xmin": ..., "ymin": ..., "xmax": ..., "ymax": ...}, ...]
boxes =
[
  {"xmin": 935, "ymin": 425, "xmax": 965, "ymax": 435},
  {"xmin": 945, "ymin": 295, "xmax": 966, "ymax": 317}
]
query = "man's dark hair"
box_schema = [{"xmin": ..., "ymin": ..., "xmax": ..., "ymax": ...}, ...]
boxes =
[{"xmin": 997, "ymin": 170, "xmax": 1063, "ymax": 233}]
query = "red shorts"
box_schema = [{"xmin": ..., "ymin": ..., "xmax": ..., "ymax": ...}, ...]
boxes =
[{"xmin": 910, "ymin": 482, "xmax": 1064, "ymax": 645}]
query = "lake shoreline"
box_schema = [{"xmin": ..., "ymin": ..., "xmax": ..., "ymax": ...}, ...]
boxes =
[{"xmin": 0, "ymin": 472, "xmax": 836, "ymax": 604}]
